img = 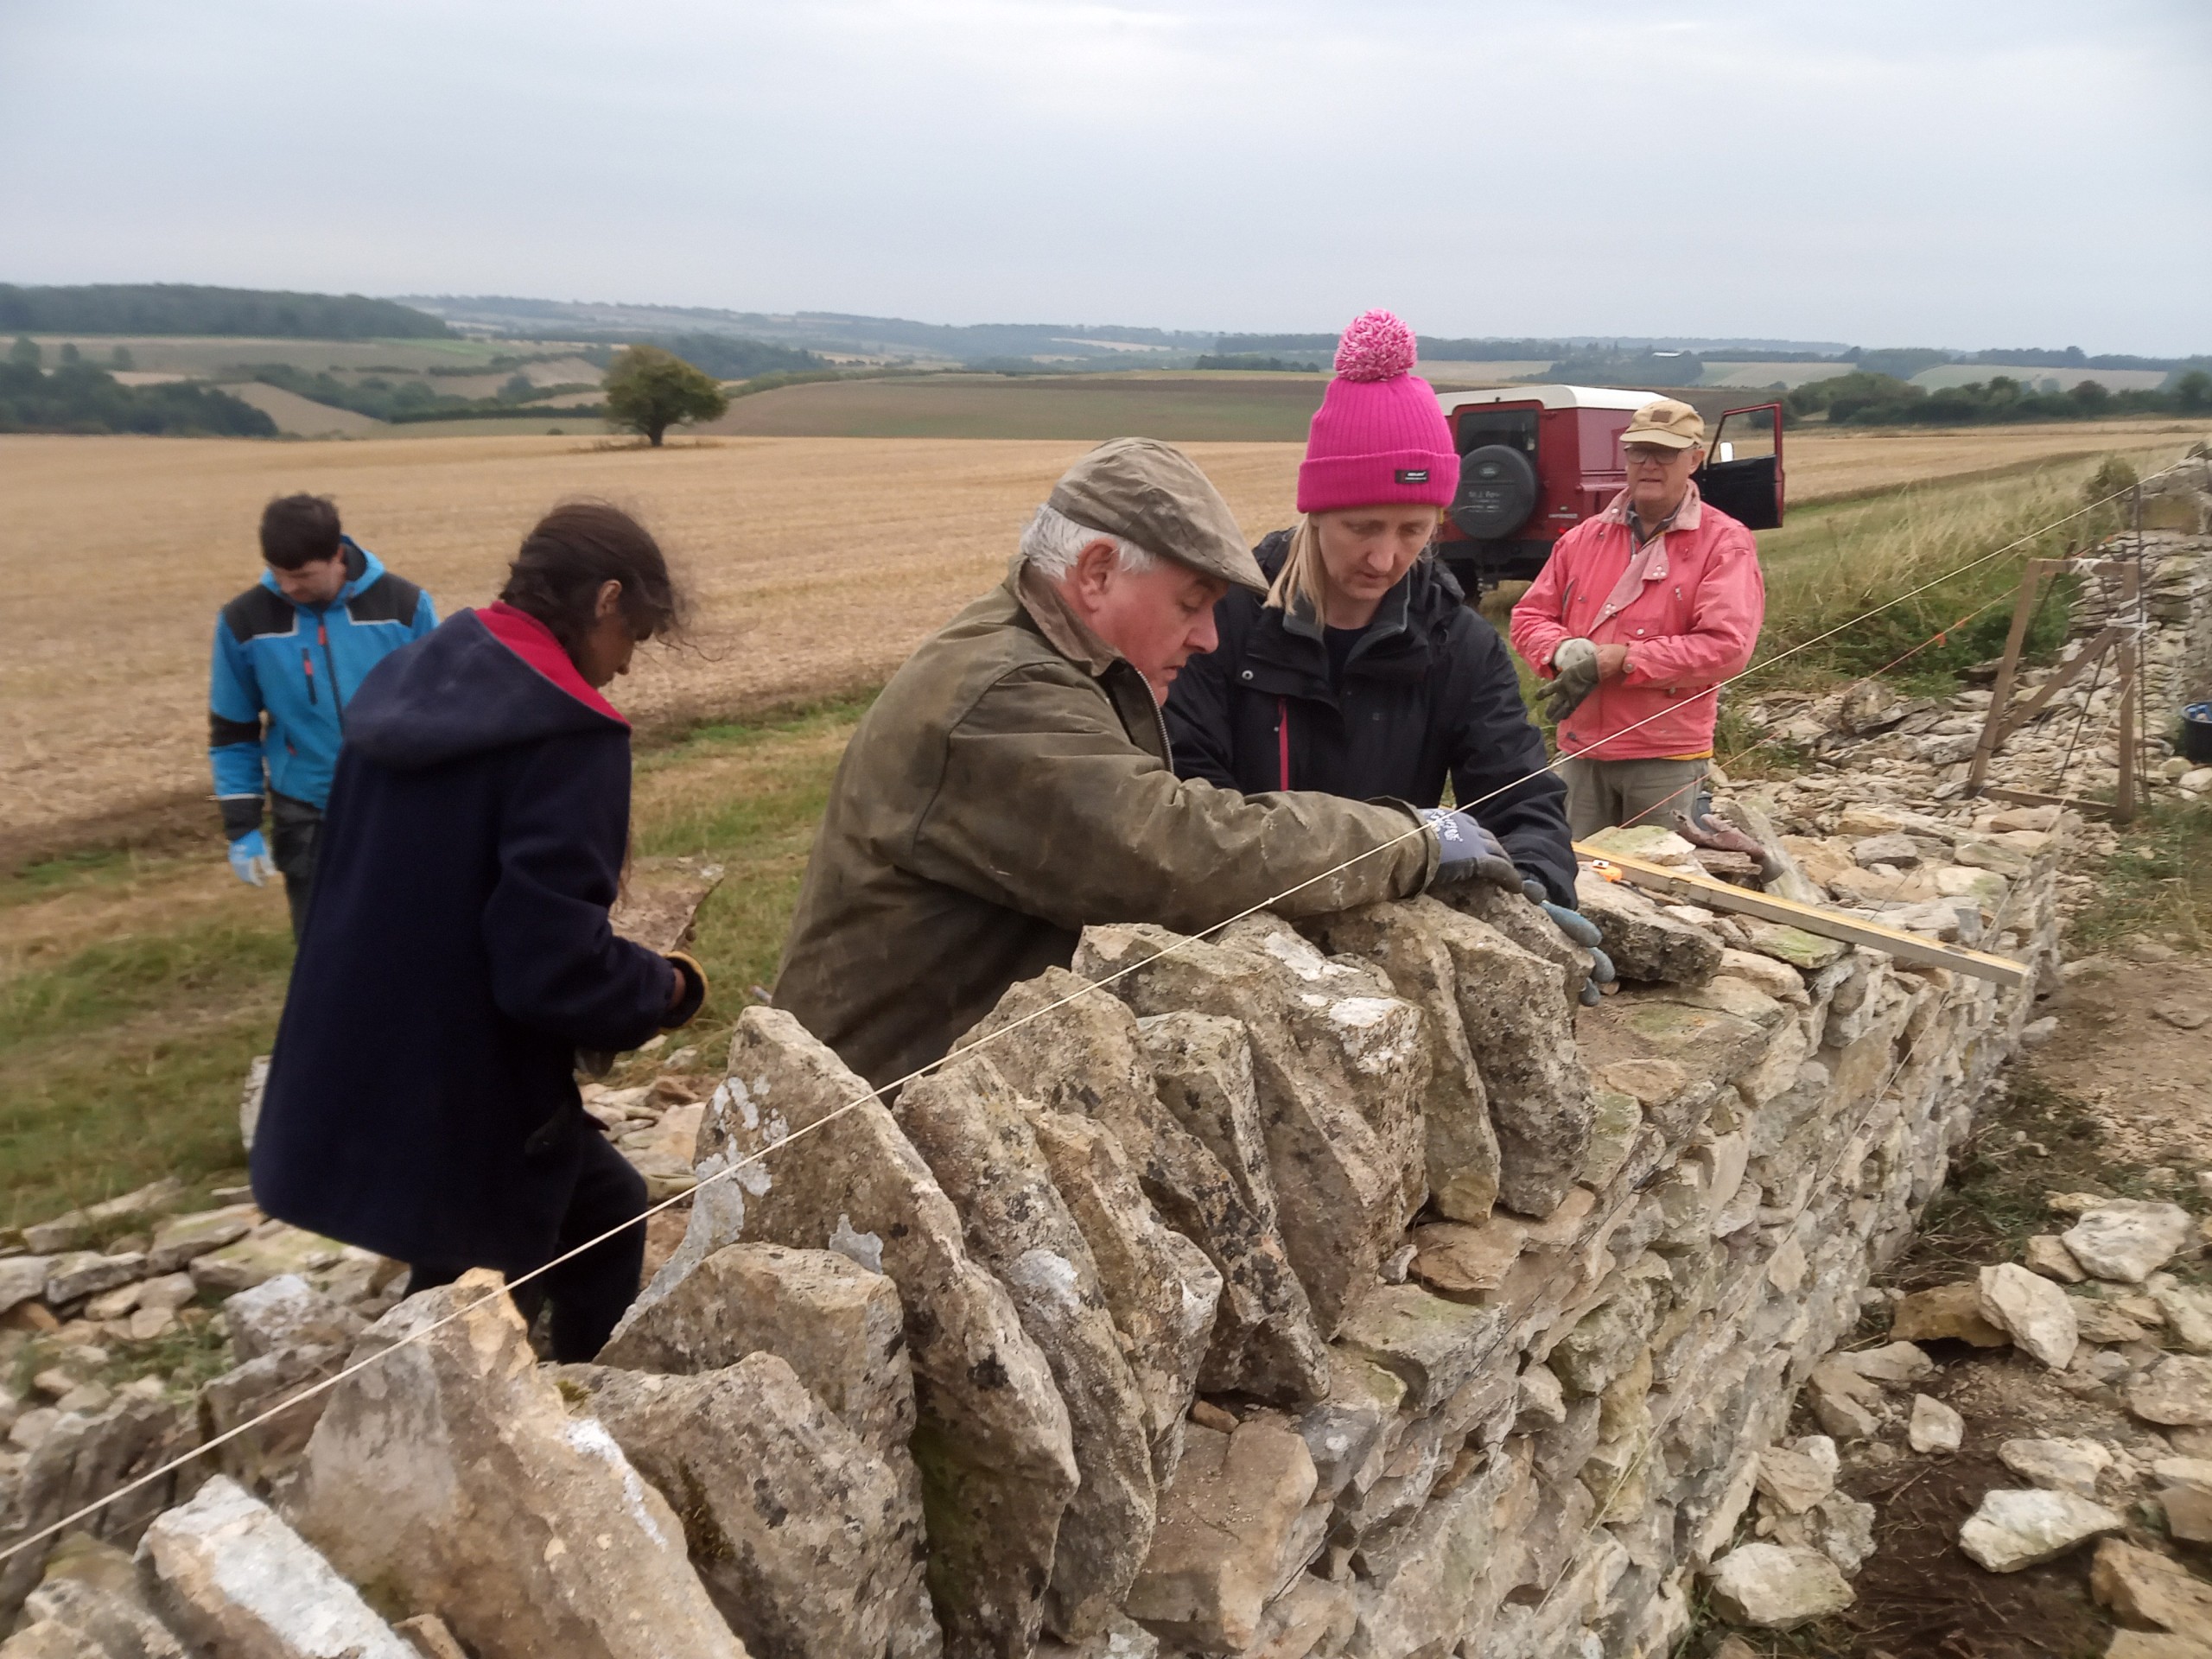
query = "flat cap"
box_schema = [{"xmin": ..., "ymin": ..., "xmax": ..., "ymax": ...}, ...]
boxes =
[{"xmin": 1046, "ymin": 437, "xmax": 1266, "ymax": 593}]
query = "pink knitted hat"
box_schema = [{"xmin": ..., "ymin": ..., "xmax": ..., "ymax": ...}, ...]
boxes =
[{"xmin": 1296, "ymin": 311, "xmax": 1459, "ymax": 515}]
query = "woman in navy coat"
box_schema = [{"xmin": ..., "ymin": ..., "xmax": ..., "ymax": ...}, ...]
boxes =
[{"xmin": 251, "ymin": 502, "xmax": 706, "ymax": 1359}]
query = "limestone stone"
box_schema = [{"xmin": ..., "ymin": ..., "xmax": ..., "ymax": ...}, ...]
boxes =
[
  {"xmin": 139, "ymin": 1474, "xmax": 416, "ymax": 1658},
  {"xmin": 2152, "ymin": 1281, "xmax": 2212, "ymax": 1355},
  {"xmin": 1840, "ymin": 1341, "xmax": 1935, "ymax": 1386},
  {"xmin": 1308, "ymin": 899, "xmax": 1502, "ymax": 1220},
  {"xmin": 293, "ymin": 1274, "xmax": 744, "ymax": 1659},
  {"xmin": 1122, "ymin": 1418, "xmax": 1317, "ymax": 1653},
  {"xmin": 2090, "ymin": 1538, "xmax": 2212, "ymax": 1633},
  {"xmin": 1978, "ymin": 1263, "xmax": 2078, "ymax": 1369},
  {"xmin": 1549, "ymin": 1270, "xmax": 1663, "ymax": 1399},
  {"xmin": 2104, "ymin": 1631, "xmax": 2212, "ymax": 1659},
  {"xmin": 0, "ymin": 1256, "xmax": 54, "ymax": 1317},
  {"xmin": 2024, "ymin": 1234, "xmax": 2088, "ymax": 1283},
  {"xmin": 1738, "ymin": 920, "xmax": 1848, "ymax": 972},
  {"xmin": 187, "ymin": 1224, "xmax": 349, "ymax": 1296},
  {"xmin": 1704, "ymin": 1542, "xmax": 1853, "ymax": 1629},
  {"xmin": 1071, "ymin": 926, "xmax": 1409, "ymax": 1336},
  {"xmin": 691, "ymin": 1007, "xmax": 1077, "ymax": 1659},
  {"xmin": 20, "ymin": 1179, "xmax": 182, "ymax": 1255},
  {"xmin": 1134, "ymin": 1012, "xmax": 1277, "ymax": 1225},
  {"xmin": 1908, "ymin": 1394, "xmax": 1963, "ymax": 1453},
  {"xmin": 0, "ymin": 1390, "xmax": 193, "ymax": 1622},
  {"xmin": 895, "ymin": 1054, "xmax": 1155, "ymax": 1641},
  {"xmin": 1958, "ymin": 1488, "xmax": 2125, "ymax": 1571},
  {"xmin": 223, "ymin": 1274, "xmax": 365, "ymax": 1366},
  {"xmin": 1029, "ymin": 1109, "xmax": 1221, "ymax": 1485},
  {"xmin": 1407, "ymin": 1217, "xmax": 1524, "ymax": 1302},
  {"xmin": 1805, "ymin": 1357, "xmax": 1887, "ymax": 1440},
  {"xmin": 1583, "ymin": 1090, "xmax": 1643, "ymax": 1192},
  {"xmin": 1244, "ymin": 1577, "xmax": 1352, "ymax": 1659},
  {"xmin": 1806, "ymin": 1492, "xmax": 1877, "ymax": 1576},
  {"xmin": 2163, "ymin": 1483, "xmax": 2212, "ymax": 1545},
  {"xmin": 43, "ymin": 1254, "xmax": 143, "ymax": 1306},
  {"xmin": 200, "ymin": 1342, "xmax": 346, "ymax": 1493},
  {"xmin": 1346, "ymin": 1446, "xmax": 1516, "ymax": 1659},
  {"xmin": 1332, "ymin": 1284, "xmax": 1501, "ymax": 1414},
  {"xmin": 1891, "ymin": 1281, "xmax": 2008, "ymax": 1347},
  {"xmin": 1754, "ymin": 1437, "xmax": 1838, "ymax": 1514},
  {"xmin": 1572, "ymin": 873, "xmax": 1724, "ymax": 986},
  {"xmin": 16, "ymin": 1535, "xmax": 185, "ymax": 1659},
  {"xmin": 144, "ymin": 1205, "xmax": 258, "ymax": 1275},
  {"xmin": 1437, "ymin": 878, "xmax": 1593, "ymax": 1001},
  {"xmin": 1424, "ymin": 906, "xmax": 1594, "ymax": 1217},
  {"xmin": 606, "ymin": 1243, "xmax": 916, "ymax": 1465},
  {"xmin": 557, "ymin": 1357, "xmax": 938, "ymax": 1659},
  {"xmin": 1999, "ymin": 1437, "xmax": 2111, "ymax": 1495},
  {"xmin": 2127, "ymin": 1357, "xmax": 2212, "ymax": 1427},
  {"xmin": 395, "ymin": 1616, "xmax": 470, "ymax": 1659},
  {"xmin": 976, "ymin": 965, "xmax": 1327, "ymax": 1403},
  {"xmin": 2077, "ymin": 1300, "xmax": 2152, "ymax": 1345},
  {"xmin": 1294, "ymin": 1351, "xmax": 1405, "ymax": 1503},
  {"xmin": 2062, "ymin": 1202, "xmax": 2196, "ymax": 1283}
]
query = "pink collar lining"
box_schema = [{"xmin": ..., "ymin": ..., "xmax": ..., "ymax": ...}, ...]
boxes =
[{"xmin": 477, "ymin": 603, "xmax": 627, "ymax": 726}]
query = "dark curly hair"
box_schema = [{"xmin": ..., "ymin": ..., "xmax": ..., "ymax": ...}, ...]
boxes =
[
  {"xmin": 259, "ymin": 493, "xmax": 344, "ymax": 570},
  {"xmin": 498, "ymin": 501, "xmax": 685, "ymax": 654}
]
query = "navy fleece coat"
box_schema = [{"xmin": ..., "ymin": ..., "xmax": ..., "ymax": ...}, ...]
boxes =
[
  {"xmin": 251, "ymin": 605, "xmax": 677, "ymax": 1272},
  {"xmin": 1166, "ymin": 533, "xmax": 1577, "ymax": 906}
]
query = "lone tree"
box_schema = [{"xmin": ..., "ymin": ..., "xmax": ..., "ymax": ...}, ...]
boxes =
[{"xmin": 603, "ymin": 345, "xmax": 728, "ymax": 446}]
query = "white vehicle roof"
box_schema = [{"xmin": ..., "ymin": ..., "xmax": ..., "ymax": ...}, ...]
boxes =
[{"xmin": 1439, "ymin": 385, "xmax": 1657, "ymax": 414}]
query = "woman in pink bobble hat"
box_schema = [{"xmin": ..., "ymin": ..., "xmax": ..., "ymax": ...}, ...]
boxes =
[{"xmin": 1166, "ymin": 311, "xmax": 1606, "ymax": 978}]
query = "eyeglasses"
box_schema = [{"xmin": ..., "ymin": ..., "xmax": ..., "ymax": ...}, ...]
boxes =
[{"xmin": 1623, "ymin": 445, "xmax": 1686, "ymax": 467}]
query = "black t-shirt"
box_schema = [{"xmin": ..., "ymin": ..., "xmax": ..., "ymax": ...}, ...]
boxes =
[{"xmin": 1323, "ymin": 624, "xmax": 1367, "ymax": 690}]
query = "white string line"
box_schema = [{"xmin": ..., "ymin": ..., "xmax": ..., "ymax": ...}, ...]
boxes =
[
  {"xmin": 1528, "ymin": 862, "xmax": 2044, "ymax": 1626},
  {"xmin": 0, "ymin": 454, "xmax": 2183, "ymax": 1569}
]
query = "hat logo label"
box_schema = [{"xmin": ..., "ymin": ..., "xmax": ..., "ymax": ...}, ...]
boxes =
[{"xmin": 1395, "ymin": 468, "xmax": 1430, "ymax": 484}]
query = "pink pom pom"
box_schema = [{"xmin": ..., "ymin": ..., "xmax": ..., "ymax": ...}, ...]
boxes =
[{"xmin": 1332, "ymin": 310, "xmax": 1417, "ymax": 381}]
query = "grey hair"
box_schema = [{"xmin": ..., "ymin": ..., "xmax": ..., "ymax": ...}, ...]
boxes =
[{"xmin": 1019, "ymin": 504, "xmax": 1158, "ymax": 580}]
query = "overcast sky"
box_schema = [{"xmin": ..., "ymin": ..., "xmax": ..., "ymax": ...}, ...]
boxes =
[{"xmin": 4, "ymin": 1, "xmax": 2207, "ymax": 353}]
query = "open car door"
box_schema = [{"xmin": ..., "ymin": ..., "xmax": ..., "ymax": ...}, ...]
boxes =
[{"xmin": 1694, "ymin": 403, "xmax": 1784, "ymax": 530}]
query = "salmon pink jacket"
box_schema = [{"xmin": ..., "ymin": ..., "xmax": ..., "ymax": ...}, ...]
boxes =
[{"xmin": 1510, "ymin": 484, "xmax": 1766, "ymax": 761}]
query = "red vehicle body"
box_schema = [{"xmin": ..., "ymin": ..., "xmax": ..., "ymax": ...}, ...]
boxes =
[{"xmin": 1433, "ymin": 385, "xmax": 1786, "ymax": 591}]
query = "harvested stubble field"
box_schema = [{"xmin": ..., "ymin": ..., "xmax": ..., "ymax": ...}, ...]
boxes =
[{"xmin": 0, "ymin": 418, "xmax": 2195, "ymax": 863}]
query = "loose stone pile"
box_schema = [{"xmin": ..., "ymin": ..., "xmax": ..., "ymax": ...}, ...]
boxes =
[{"xmin": 2, "ymin": 521, "xmax": 2205, "ymax": 1659}]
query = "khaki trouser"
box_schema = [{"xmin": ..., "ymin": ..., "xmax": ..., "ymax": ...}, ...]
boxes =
[{"xmin": 1559, "ymin": 756, "xmax": 1707, "ymax": 841}]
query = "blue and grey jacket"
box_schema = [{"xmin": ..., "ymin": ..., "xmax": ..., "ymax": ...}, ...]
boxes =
[{"xmin": 209, "ymin": 538, "xmax": 436, "ymax": 835}]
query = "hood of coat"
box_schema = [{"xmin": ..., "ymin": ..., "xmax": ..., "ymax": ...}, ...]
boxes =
[
  {"xmin": 344, "ymin": 605, "xmax": 627, "ymax": 771},
  {"xmin": 256, "ymin": 536, "xmax": 387, "ymax": 609}
]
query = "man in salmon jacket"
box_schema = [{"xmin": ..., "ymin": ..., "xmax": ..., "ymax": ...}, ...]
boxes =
[{"xmin": 1510, "ymin": 397, "xmax": 1766, "ymax": 841}]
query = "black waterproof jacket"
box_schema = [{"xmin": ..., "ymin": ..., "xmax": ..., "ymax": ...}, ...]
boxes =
[
  {"xmin": 251, "ymin": 606, "xmax": 676, "ymax": 1272},
  {"xmin": 1166, "ymin": 532, "xmax": 1576, "ymax": 905}
]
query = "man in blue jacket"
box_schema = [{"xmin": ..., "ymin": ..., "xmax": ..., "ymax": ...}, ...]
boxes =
[{"xmin": 209, "ymin": 494, "xmax": 436, "ymax": 938}]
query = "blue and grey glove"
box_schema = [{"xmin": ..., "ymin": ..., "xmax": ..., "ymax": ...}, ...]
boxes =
[
  {"xmin": 226, "ymin": 829, "xmax": 277, "ymax": 887},
  {"xmin": 1422, "ymin": 808, "xmax": 1522, "ymax": 890},
  {"xmin": 1523, "ymin": 877, "xmax": 1618, "ymax": 1006}
]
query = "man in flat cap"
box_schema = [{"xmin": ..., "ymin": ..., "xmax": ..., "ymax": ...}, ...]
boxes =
[
  {"xmin": 1510, "ymin": 398, "xmax": 1767, "ymax": 842},
  {"xmin": 776, "ymin": 437, "xmax": 1508, "ymax": 1090}
]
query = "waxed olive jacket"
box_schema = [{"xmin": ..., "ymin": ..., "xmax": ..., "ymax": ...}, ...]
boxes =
[{"xmin": 773, "ymin": 560, "xmax": 1438, "ymax": 1090}]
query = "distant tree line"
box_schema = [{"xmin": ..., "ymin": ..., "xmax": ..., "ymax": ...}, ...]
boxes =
[
  {"xmin": 1, "ymin": 337, "xmax": 275, "ymax": 435},
  {"xmin": 562, "ymin": 333, "xmax": 823, "ymax": 380},
  {"xmin": 0, "ymin": 284, "xmax": 450, "ymax": 340},
  {"xmin": 1194, "ymin": 353, "xmax": 1321, "ymax": 372},
  {"xmin": 246, "ymin": 363, "xmax": 595, "ymax": 423},
  {"xmin": 1787, "ymin": 369, "xmax": 2212, "ymax": 426}
]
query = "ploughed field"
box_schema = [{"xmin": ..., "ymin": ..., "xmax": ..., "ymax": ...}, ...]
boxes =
[{"xmin": 0, "ymin": 419, "xmax": 2196, "ymax": 861}]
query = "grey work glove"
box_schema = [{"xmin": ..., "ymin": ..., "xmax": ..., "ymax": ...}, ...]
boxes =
[
  {"xmin": 1422, "ymin": 808, "xmax": 1522, "ymax": 890},
  {"xmin": 1542, "ymin": 638, "xmax": 1601, "ymax": 724},
  {"xmin": 1523, "ymin": 877, "xmax": 1617, "ymax": 1006}
]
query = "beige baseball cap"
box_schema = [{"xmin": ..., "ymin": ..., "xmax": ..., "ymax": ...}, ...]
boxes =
[
  {"xmin": 1046, "ymin": 437, "xmax": 1266, "ymax": 593},
  {"xmin": 1620, "ymin": 398, "xmax": 1707, "ymax": 451}
]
